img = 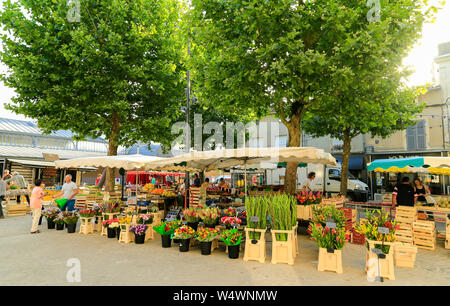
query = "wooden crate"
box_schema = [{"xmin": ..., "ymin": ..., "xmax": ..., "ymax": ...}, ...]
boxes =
[
  {"xmin": 243, "ymin": 228, "xmax": 266, "ymax": 263},
  {"xmin": 395, "ymin": 228, "xmax": 414, "ymax": 244},
  {"xmin": 271, "ymin": 229, "xmax": 295, "ymax": 265},
  {"xmin": 413, "ymin": 220, "xmax": 436, "ymax": 251},
  {"xmin": 190, "ymin": 187, "xmax": 200, "ymax": 205},
  {"xmin": 297, "ymin": 205, "xmax": 312, "ymax": 220},
  {"xmin": 318, "ymin": 248, "xmax": 343, "ymax": 274},
  {"xmin": 79, "ymin": 217, "xmax": 94, "ymax": 235},
  {"xmin": 394, "ymin": 242, "xmax": 418, "ymax": 268},
  {"xmin": 118, "ymin": 223, "xmax": 134, "ymax": 244},
  {"xmin": 6, "ymin": 204, "xmax": 31, "ymax": 216},
  {"xmin": 365, "ymin": 239, "xmax": 395, "ymax": 281}
]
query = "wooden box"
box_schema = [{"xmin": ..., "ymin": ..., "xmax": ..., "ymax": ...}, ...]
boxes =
[
  {"xmin": 79, "ymin": 217, "xmax": 94, "ymax": 235},
  {"xmin": 119, "ymin": 223, "xmax": 134, "ymax": 244},
  {"xmin": 6, "ymin": 204, "xmax": 31, "ymax": 216},
  {"xmin": 394, "ymin": 242, "xmax": 418, "ymax": 268},
  {"xmin": 365, "ymin": 239, "xmax": 395, "ymax": 281},
  {"xmin": 243, "ymin": 228, "xmax": 266, "ymax": 263},
  {"xmin": 297, "ymin": 205, "xmax": 312, "ymax": 220},
  {"xmin": 318, "ymin": 248, "xmax": 343, "ymax": 274},
  {"xmin": 271, "ymin": 229, "xmax": 295, "ymax": 265},
  {"xmin": 413, "ymin": 220, "xmax": 436, "ymax": 251}
]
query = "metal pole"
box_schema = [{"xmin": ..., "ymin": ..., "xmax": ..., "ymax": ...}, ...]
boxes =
[{"xmin": 185, "ymin": 36, "xmax": 191, "ymax": 206}]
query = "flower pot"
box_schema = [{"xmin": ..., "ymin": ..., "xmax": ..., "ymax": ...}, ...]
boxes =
[
  {"xmin": 134, "ymin": 234, "xmax": 145, "ymax": 244},
  {"xmin": 179, "ymin": 238, "xmax": 191, "ymax": 252},
  {"xmin": 318, "ymin": 248, "xmax": 343, "ymax": 274},
  {"xmin": 187, "ymin": 222, "xmax": 198, "ymax": 231},
  {"xmin": 200, "ymin": 241, "xmax": 212, "ymax": 255},
  {"xmin": 228, "ymin": 245, "xmax": 240, "ymax": 259},
  {"xmin": 116, "ymin": 228, "xmax": 121, "ymax": 240},
  {"xmin": 161, "ymin": 234, "xmax": 172, "ymax": 248},
  {"xmin": 47, "ymin": 219, "xmax": 56, "ymax": 229},
  {"xmin": 174, "ymin": 238, "xmax": 180, "ymax": 244},
  {"xmin": 107, "ymin": 227, "xmax": 116, "ymax": 238},
  {"xmin": 66, "ymin": 223, "xmax": 77, "ymax": 233},
  {"xmin": 56, "ymin": 223, "xmax": 64, "ymax": 231}
]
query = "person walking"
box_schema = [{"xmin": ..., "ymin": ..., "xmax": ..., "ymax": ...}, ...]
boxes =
[
  {"xmin": 53, "ymin": 174, "xmax": 79, "ymax": 212},
  {"xmin": 0, "ymin": 177, "xmax": 6, "ymax": 219},
  {"xmin": 413, "ymin": 178, "xmax": 431, "ymax": 203},
  {"xmin": 5, "ymin": 171, "xmax": 30, "ymax": 204},
  {"xmin": 30, "ymin": 179, "xmax": 45, "ymax": 234},
  {"xmin": 392, "ymin": 177, "xmax": 418, "ymax": 208},
  {"xmin": 301, "ymin": 172, "xmax": 316, "ymax": 192}
]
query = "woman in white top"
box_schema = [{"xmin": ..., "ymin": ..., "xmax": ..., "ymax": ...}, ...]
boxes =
[{"xmin": 302, "ymin": 172, "xmax": 316, "ymax": 192}]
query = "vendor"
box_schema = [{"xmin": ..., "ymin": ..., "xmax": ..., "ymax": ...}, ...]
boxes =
[
  {"xmin": 199, "ymin": 178, "xmax": 210, "ymax": 205},
  {"xmin": 193, "ymin": 174, "xmax": 201, "ymax": 187},
  {"xmin": 413, "ymin": 178, "xmax": 430, "ymax": 203},
  {"xmin": 301, "ymin": 172, "xmax": 316, "ymax": 192},
  {"xmin": 218, "ymin": 178, "xmax": 231, "ymax": 190},
  {"xmin": 392, "ymin": 177, "xmax": 417, "ymax": 208}
]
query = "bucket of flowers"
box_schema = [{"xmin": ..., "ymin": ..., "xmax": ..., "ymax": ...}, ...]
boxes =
[
  {"xmin": 63, "ymin": 212, "xmax": 79, "ymax": 233},
  {"xmin": 221, "ymin": 216, "xmax": 242, "ymax": 230},
  {"xmin": 99, "ymin": 201, "xmax": 121, "ymax": 214},
  {"xmin": 41, "ymin": 208, "xmax": 60, "ymax": 229},
  {"xmin": 172, "ymin": 225, "xmax": 196, "ymax": 252},
  {"xmin": 239, "ymin": 210, "xmax": 247, "ymax": 226},
  {"xmin": 199, "ymin": 207, "xmax": 220, "ymax": 228},
  {"xmin": 153, "ymin": 220, "xmax": 182, "ymax": 248},
  {"xmin": 53, "ymin": 214, "xmax": 65, "ymax": 231},
  {"xmin": 183, "ymin": 207, "xmax": 201, "ymax": 231},
  {"xmin": 220, "ymin": 229, "xmax": 243, "ymax": 259},
  {"xmin": 79, "ymin": 209, "xmax": 95, "ymax": 218},
  {"xmin": 129, "ymin": 224, "xmax": 149, "ymax": 244},
  {"xmin": 137, "ymin": 213, "xmax": 154, "ymax": 225},
  {"xmin": 223, "ymin": 207, "xmax": 237, "ymax": 217},
  {"xmin": 196, "ymin": 228, "xmax": 219, "ymax": 255},
  {"xmin": 103, "ymin": 218, "xmax": 120, "ymax": 238}
]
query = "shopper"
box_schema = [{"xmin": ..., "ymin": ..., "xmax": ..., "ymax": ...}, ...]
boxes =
[
  {"xmin": 151, "ymin": 176, "xmax": 157, "ymax": 185},
  {"xmin": 53, "ymin": 174, "xmax": 79, "ymax": 211},
  {"xmin": 193, "ymin": 174, "xmax": 201, "ymax": 187},
  {"xmin": 30, "ymin": 179, "xmax": 45, "ymax": 234},
  {"xmin": 2, "ymin": 169, "xmax": 11, "ymax": 181},
  {"xmin": 413, "ymin": 178, "xmax": 430, "ymax": 203},
  {"xmin": 0, "ymin": 177, "xmax": 6, "ymax": 219},
  {"xmin": 5, "ymin": 171, "xmax": 30, "ymax": 204},
  {"xmin": 95, "ymin": 174, "xmax": 102, "ymax": 186},
  {"xmin": 301, "ymin": 172, "xmax": 316, "ymax": 192},
  {"xmin": 392, "ymin": 177, "xmax": 418, "ymax": 208}
]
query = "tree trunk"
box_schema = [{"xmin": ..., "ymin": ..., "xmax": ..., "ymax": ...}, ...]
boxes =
[
  {"xmin": 106, "ymin": 112, "xmax": 120, "ymax": 192},
  {"xmin": 284, "ymin": 112, "xmax": 302, "ymax": 195},
  {"xmin": 340, "ymin": 129, "xmax": 351, "ymax": 196}
]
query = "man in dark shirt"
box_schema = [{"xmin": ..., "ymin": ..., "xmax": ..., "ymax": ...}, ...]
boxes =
[
  {"xmin": 193, "ymin": 174, "xmax": 201, "ymax": 187},
  {"xmin": 392, "ymin": 177, "xmax": 417, "ymax": 208}
]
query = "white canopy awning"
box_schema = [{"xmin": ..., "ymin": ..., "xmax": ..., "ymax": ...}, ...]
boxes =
[{"xmin": 54, "ymin": 154, "xmax": 165, "ymax": 170}]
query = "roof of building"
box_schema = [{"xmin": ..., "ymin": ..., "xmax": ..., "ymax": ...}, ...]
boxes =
[
  {"xmin": 0, "ymin": 117, "xmax": 104, "ymax": 141},
  {"xmin": 0, "ymin": 145, "xmax": 107, "ymax": 160}
]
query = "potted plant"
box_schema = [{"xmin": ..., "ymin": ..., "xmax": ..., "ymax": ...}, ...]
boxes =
[
  {"xmin": 308, "ymin": 206, "xmax": 349, "ymax": 274},
  {"xmin": 172, "ymin": 225, "xmax": 196, "ymax": 252},
  {"xmin": 103, "ymin": 218, "xmax": 120, "ymax": 238},
  {"xmin": 296, "ymin": 191, "xmax": 323, "ymax": 220},
  {"xmin": 239, "ymin": 210, "xmax": 247, "ymax": 226},
  {"xmin": 53, "ymin": 214, "xmax": 65, "ymax": 231},
  {"xmin": 99, "ymin": 201, "xmax": 121, "ymax": 214},
  {"xmin": 244, "ymin": 196, "xmax": 269, "ymax": 263},
  {"xmin": 79, "ymin": 209, "xmax": 95, "ymax": 218},
  {"xmin": 41, "ymin": 208, "xmax": 60, "ymax": 229},
  {"xmin": 63, "ymin": 212, "xmax": 79, "ymax": 233},
  {"xmin": 223, "ymin": 207, "xmax": 237, "ymax": 217},
  {"xmin": 196, "ymin": 228, "xmax": 219, "ymax": 255},
  {"xmin": 137, "ymin": 213, "xmax": 154, "ymax": 225},
  {"xmin": 183, "ymin": 207, "xmax": 201, "ymax": 230},
  {"xmin": 220, "ymin": 229, "xmax": 242, "ymax": 259},
  {"xmin": 199, "ymin": 207, "xmax": 220, "ymax": 228},
  {"xmin": 220, "ymin": 216, "xmax": 242, "ymax": 229},
  {"xmin": 153, "ymin": 220, "xmax": 182, "ymax": 248},
  {"xmin": 130, "ymin": 224, "xmax": 148, "ymax": 244}
]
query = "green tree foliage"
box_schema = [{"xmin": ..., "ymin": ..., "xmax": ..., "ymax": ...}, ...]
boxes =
[
  {"xmin": 187, "ymin": 0, "xmax": 437, "ymax": 194},
  {"xmin": 0, "ymin": 0, "xmax": 185, "ymax": 190}
]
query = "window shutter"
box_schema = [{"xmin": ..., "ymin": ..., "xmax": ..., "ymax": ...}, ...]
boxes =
[
  {"xmin": 416, "ymin": 120, "xmax": 426, "ymax": 149},
  {"xmin": 406, "ymin": 125, "xmax": 416, "ymax": 150}
]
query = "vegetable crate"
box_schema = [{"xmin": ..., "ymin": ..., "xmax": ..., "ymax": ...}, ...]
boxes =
[
  {"xmin": 351, "ymin": 229, "xmax": 365, "ymax": 245},
  {"xmin": 365, "ymin": 239, "xmax": 395, "ymax": 281},
  {"xmin": 395, "ymin": 206, "xmax": 416, "ymax": 244},
  {"xmin": 74, "ymin": 196, "xmax": 88, "ymax": 210},
  {"xmin": 271, "ymin": 229, "xmax": 295, "ymax": 265},
  {"xmin": 79, "ymin": 217, "xmax": 94, "ymax": 235},
  {"xmin": 413, "ymin": 220, "xmax": 436, "ymax": 251},
  {"xmin": 6, "ymin": 204, "xmax": 31, "ymax": 217},
  {"xmin": 243, "ymin": 228, "xmax": 266, "ymax": 263},
  {"xmin": 317, "ymin": 248, "xmax": 343, "ymax": 274},
  {"xmin": 338, "ymin": 207, "xmax": 356, "ymax": 240},
  {"xmin": 393, "ymin": 242, "xmax": 418, "ymax": 268}
]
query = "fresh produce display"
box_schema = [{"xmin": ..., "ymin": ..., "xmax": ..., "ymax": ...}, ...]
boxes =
[
  {"xmin": 150, "ymin": 206, "xmax": 159, "ymax": 213},
  {"xmin": 268, "ymin": 194, "xmax": 297, "ymax": 241},
  {"xmin": 162, "ymin": 190, "xmax": 177, "ymax": 198},
  {"xmin": 151, "ymin": 188, "xmax": 165, "ymax": 195},
  {"xmin": 196, "ymin": 228, "xmax": 219, "ymax": 242},
  {"xmin": 142, "ymin": 183, "xmax": 155, "ymax": 192},
  {"xmin": 172, "ymin": 225, "xmax": 196, "ymax": 239},
  {"xmin": 355, "ymin": 210, "xmax": 399, "ymax": 254},
  {"xmin": 307, "ymin": 206, "xmax": 349, "ymax": 250},
  {"xmin": 245, "ymin": 196, "xmax": 268, "ymax": 240},
  {"xmin": 436, "ymin": 197, "xmax": 450, "ymax": 208},
  {"xmin": 207, "ymin": 186, "xmax": 221, "ymax": 192}
]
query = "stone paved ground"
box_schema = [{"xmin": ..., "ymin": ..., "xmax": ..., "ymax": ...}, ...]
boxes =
[{"xmin": 1, "ymin": 215, "xmax": 449, "ymax": 286}]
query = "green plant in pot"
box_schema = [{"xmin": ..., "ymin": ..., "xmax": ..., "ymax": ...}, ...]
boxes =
[
  {"xmin": 63, "ymin": 212, "xmax": 79, "ymax": 233},
  {"xmin": 245, "ymin": 196, "xmax": 269, "ymax": 241},
  {"xmin": 172, "ymin": 225, "xmax": 196, "ymax": 252},
  {"xmin": 220, "ymin": 229, "xmax": 242, "ymax": 259},
  {"xmin": 153, "ymin": 220, "xmax": 182, "ymax": 248},
  {"xmin": 196, "ymin": 228, "xmax": 219, "ymax": 255},
  {"xmin": 53, "ymin": 214, "xmax": 65, "ymax": 230},
  {"xmin": 268, "ymin": 194, "xmax": 297, "ymax": 241},
  {"xmin": 199, "ymin": 207, "xmax": 220, "ymax": 228},
  {"xmin": 308, "ymin": 206, "xmax": 349, "ymax": 251}
]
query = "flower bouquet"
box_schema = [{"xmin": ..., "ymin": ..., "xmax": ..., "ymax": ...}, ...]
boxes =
[
  {"xmin": 42, "ymin": 207, "xmax": 60, "ymax": 227},
  {"xmin": 296, "ymin": 191, "xmax": 323, "ymax": 205},
  {"xmin": 118, "ymin": 215, "xmax": 132, "ymax": 224},
  {"xmin": 199, "ymin": 207, "xmax": 220, "ymax": 227},
  {"xmin": 354, "ymin": 210, "xmax": 399, "ymax": 255},
  {"xmin": 79, "ymin": 209, "xmax": 95, "ymax": 218},
  {"xmin": 183, "ymin": 207, "xmax": 201, "ymax": 225},
  {"xmin": 136, "ymin": 213, "xmax": 153, "ymax": 225},
  {"xmin": 173, "ymin": 225, "xmax": 196, "ymax": 252},
  {"xmin": 130, "ymin": 224, "xmax": 149, "ymax": 244},
  {"xmin": 220, "ymin": 216, "xmax": 242, "ymax": 229},
  {"xmin": 99, "ymin": 201, "xmax": 121, "ymax": 214},
  {"xmin": 63, "ymin": 212, "xmax": 79, "ymax": 233},
  {"xmin": 220, "ymin": 229, "xmax": 242, "ymax": 259},
  {"xmin": 102, "ymin": 218, "xmax": 120, "ymax": 238},
  {"xmin": 153, "ymin": 220, "xmax": 182, "ymax": 248},
  {"xmin": 223, "ymin": 207, "xmax": 237, "ymax": 217},
  {"xmin": 307, "ymin": 223, "xmax": 348, "ymax": 251},
  {"xmin": 196, "ymin": 228, "xmax": 219, "ymax": 255},
  {"xmin": 53, "ymin": 214, "xmax": 65, "ymax": 230}
]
